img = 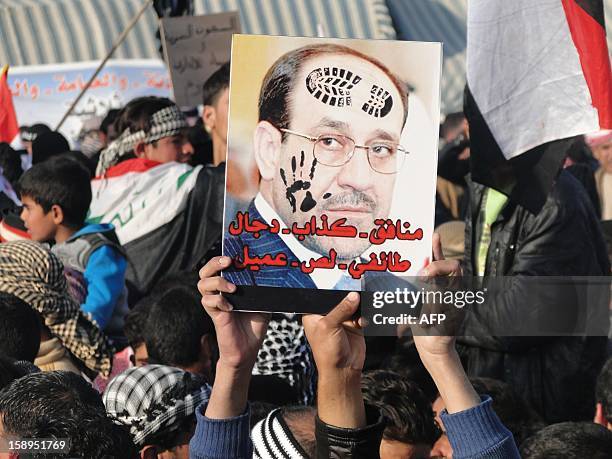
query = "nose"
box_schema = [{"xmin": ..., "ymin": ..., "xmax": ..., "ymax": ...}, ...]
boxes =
[
  {"xmin": 182, "ymin": 141, "xmax": 195, "ymax": 156},
  {"xmin": 335, "ymin": 146, "xmax": 375, "ymax": 191}
]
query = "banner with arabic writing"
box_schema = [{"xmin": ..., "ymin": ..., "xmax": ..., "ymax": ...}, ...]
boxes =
[
  {"xmin": 222, "ymin": 35, "xmax": 442, "ymax": 313},
  {"xmin": 160, "ymin": 11, "xmax": 240, "ymax": 107},
  {"xmin": 7, "ymin": 59, "xmax": 172, "ymax": 148}
]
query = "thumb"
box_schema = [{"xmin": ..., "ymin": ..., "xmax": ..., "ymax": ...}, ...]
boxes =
[
  {"xmin": 325, "ymin": 292, "xmax": 360, "ymax": 327},
  {"xmin": 432, "ymin": 232, "xmax": 445, "ymax": 261}
]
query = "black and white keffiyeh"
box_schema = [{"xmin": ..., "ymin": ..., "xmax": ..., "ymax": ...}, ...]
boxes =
[
  {"xmin": 103, "ymin": 364, "xmax": 211, "ymax": 446},
  {"xmin": 96, "ymin": 105, "xmax": 188, "ymax": 176},
  {"xmin": 254, "ymin": 314, "xmax": 316, "ymax": 404},
  {"xmin": 0, "ymin": 241, "xmax": 113, "ymax": 376}
]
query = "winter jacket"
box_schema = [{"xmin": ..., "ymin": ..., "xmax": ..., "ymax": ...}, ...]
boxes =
[
  {"xmin": 51, "ymin": 223, "xmax": 128, "ymax": 336},
  {"xmin": 459, "ymin": 170, "xmax": 610, "ymax": 422}
]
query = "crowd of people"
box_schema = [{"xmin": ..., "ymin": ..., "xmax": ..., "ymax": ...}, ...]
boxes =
[{"xmin": 0, "ymin": 47, "xmax": 611, "ymax": 459}]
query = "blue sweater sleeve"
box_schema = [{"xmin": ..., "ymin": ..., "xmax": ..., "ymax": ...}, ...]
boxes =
[
  {"xmin": 82, "ymin": 245, "xmax": 127, "ymax": 329},
  {"xmin": 440, "ymin": 396, "xmax": 520, "ymax": 459},
  {"xmin": 189, "ymin": 402, "xmax": 252, "ymax": 459}
]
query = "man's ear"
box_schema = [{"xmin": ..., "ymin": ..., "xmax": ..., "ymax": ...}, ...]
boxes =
[
  {"xmin": 202, "ymin": 105, "xmax": 216, "ymax": 133},
  {"xmin": 594, "ymin": 402, "xmax": 607, "ymax": 426},
  {"xmin": 139, "ymin": 445, "xmax": 158, "ymax": 459},
  {"xmin": 253, "ymin": 120, "xmax": 282, "ymax": 181},
  {"xmin": 134, "ymin": 141, "xmax": 147, "ymax": 158},
  {"xmin": 50, "ymin": 204, "xmax": 65, "ymax": 225}
]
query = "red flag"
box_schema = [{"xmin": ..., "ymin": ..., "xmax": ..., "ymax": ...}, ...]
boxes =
[{"xmin": 0, "ymin": 65, "xmax": 19, "ymax": 143}]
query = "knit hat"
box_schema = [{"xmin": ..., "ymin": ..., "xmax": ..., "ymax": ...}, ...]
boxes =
[
  {"xmin": 0, "ymin": 241, "xmax": 112, "ymax": 376},
  {"xmin": 252, "ymin": 408, "xmax": 309, "ymax": 459},
  {"xmin": 103, "ymin": 365, "xmax": 211, "ymax": 446}
]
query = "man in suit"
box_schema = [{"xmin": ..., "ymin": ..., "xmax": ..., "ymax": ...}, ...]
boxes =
[{"xmin": 224, "ymin": 43, "xmax": 409, "ymax": 290}]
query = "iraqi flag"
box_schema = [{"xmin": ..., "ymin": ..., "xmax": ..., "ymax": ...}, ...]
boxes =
[
  {"xmin": 89, "ymin": 158, "xmax": 225, "ymax": 299},
  {"xmin": 465, "ymin": 0, "xmax": 612, "ymax": 213}
]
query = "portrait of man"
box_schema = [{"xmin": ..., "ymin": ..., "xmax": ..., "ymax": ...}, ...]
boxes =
[{"xmin": 223, "ymin": 36, "xmax": 441, "ymax": 295}]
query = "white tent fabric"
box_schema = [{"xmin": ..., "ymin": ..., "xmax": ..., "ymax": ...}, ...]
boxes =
[{"xmin": 0, "ymin": 0, "xmax": 395, "ymax": 66}]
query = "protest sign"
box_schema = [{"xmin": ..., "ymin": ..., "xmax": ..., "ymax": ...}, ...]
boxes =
[
  {"xmin": 221, "ymin": 35, "xmax": 442, "ymax": 313},
  {"xmin": 7, "ymin": 59, "xmax": 171, "ymax": 148},
  {"xmin": 160, "ymin": 11, "xmax": 240, "ymax": 107}
]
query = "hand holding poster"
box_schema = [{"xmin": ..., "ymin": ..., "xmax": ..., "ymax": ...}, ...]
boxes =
[
  {"xmin": 160, "ymin": 12, "xmax": 240, "ymax": 107},
  {"xmin": 222, "ymin": 35, "xmax": 442, "ymax": 313}
]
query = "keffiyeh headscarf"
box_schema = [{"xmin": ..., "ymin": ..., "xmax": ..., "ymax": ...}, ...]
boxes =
[
  {"xmin": 0, "ymin": 241, "xmax": 112, "ymax": 376},
  {"xmin": 103, "ymin": 365, "xmax": 211, "ymax": 446},
  {"xmin": 95, "ymin": 105, "xmax": 188, "ymax": 176}
]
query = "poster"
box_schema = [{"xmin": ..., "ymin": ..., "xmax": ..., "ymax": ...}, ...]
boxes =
[
  {"xmin": 222, "ymin": 35, "xmax": 442, "ymax": 313},
  {"xmin": 160, "ymin": 11, "xmax": 240, "ymax": 107},
  {"xmin": 7, "ymin": 59, "xmax": 172, "ymax": 148}
]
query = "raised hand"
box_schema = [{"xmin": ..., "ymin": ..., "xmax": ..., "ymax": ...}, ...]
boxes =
[
  {"xmin": 303, "ymin": 292, "xmax": 367, "ymax": 428},
  {"xmin": 198, "ymin": 256, "xmax": 270, "ymax": 419}
]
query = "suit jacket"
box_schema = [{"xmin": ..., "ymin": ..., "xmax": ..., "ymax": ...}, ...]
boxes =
[{"xmin": 223, "ymin": 202, "xmax": 317, "ymax": 289}]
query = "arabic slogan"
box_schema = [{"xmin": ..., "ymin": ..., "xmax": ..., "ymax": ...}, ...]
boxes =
[{"xmin": 229, "ymin": 211, "xmax": 423, "ymax": 279}]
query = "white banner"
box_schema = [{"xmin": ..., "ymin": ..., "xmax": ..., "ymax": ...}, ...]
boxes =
[{"xmin": 7, "ymin": 59, "xmax": 172, "ymax": 148}]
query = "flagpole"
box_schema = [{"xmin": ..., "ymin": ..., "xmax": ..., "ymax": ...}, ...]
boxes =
[{"xmin": 55, "ymin": 0, "xmax": 154, "ymax": 131}]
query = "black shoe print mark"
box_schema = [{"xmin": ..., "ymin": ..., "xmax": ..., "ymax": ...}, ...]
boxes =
[
  {"xmin": 362, "ymin": 84, "xmax": 394, "ymax": 118},
  {"xmin": 306, "ymin": 67, "xmax": 362, "ymax": 108}
]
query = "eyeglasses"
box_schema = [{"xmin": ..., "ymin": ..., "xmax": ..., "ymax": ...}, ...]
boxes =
[{"xmin": 279, "ymin": 128, "xmax": 409, "ymax": 175}]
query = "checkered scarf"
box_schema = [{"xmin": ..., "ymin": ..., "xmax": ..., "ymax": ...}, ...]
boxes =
[
  {"xmin": 0, "ymin": 241, "xmax": 112, "ymax": 376},
  {"xmin": 96, "ymin": 105, "xmax": 188, "ymax": 176},
  {"xmin": 103, "ymin": 365, "xmax": 211, "ymax": 446}
]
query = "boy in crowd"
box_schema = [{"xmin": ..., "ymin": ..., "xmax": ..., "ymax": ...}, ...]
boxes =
[
  {"xmin": 18, "ymin": 156, "xmax": 128, "ymax": 338},
  {"xmin": 143, "ymin": 283, "xmax": 215, "ymax": 380}
]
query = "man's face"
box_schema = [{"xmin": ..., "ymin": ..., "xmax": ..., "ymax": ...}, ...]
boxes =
[
  {"xmin": 270, "ymin": 54, "xmax": 404, "ymax": 260},
  {"xmin": 143, "ymin": 134, "xmax": 192, "ymax": 164},
  {"xmin": 592, "ymin": 141, "xmax": 612, "ymax": 173},
  {"xmin": 20, "ymin": 195, "xmax": 57, "ymax": 242}
]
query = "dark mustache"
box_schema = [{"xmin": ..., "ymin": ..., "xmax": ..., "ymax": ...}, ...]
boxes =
[{"xmin": 321, "ymin": 192, "xmax": 376, "ymax": 211}]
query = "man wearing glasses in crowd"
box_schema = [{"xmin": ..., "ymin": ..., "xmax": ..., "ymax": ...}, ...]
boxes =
[{"xmin": 224, "ymin": 43, "xmax": 410, "ymax": 290}]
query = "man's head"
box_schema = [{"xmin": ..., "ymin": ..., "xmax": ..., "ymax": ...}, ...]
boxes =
[
  {"xmin": 143, "ymin": 285, "xmax": 215, "ymax": 379},
  {"xmin": 251, "ymin": 407, "xmax": 316, "ymax": 458},
  {"xmin": 0, "ymin": 370, "xmax": 138, "ymax": 458},
  {"xmin": 202, "ymin": 62, "xmax": 230, "ymax": 163},
  {"xmin": 0, "ymin": 142, "xmax": 23, "ymax": 188},
  {"xmin": 586, "ymin": 130, "xmax": 612, "ymax": 174},
  {"xmin": 595, "ymin": 358, "xmax": 612, "ymax": 430},
  {"xmin": 103, "ymin": 365, "xmax": 211, "ymax": 458},
  {"xmin": 20, "ymin": 123, "xmax": 51, "ymax": 155},
  {"xmin": 361, "ymin": 370, "xmax": 441, "ymax": 459},
  {"xmin": 31, "ymin": 131, "xmax": 70, "ymax": 165},
  {"xmin": 94, "ymin": 97, "xmax": 191, "ymax": 177},
  {"xmin": 0, "ymin": 292, "xmax": 41, "ymax": 362},
  {"xmin": 18, "ymin": 156, "xmax": 91, "ymax": 241},
  {"xmin": 254, "ymin": 44, "xmax": 408, "ymax": 260},
  {"xmin": 124, "ymin": 298, "xmax": 152, "ymax": 367},
  {"xmin": 100, "ymin": 108, "xmax": 121, "ymax": 144},
  {"xmin": 520, "ymin": 422, "xmax": 612, "ymax": 459}
]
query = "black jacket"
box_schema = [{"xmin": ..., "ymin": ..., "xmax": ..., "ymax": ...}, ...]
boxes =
[
  {"xmin": 459, "ymin": 170, "xmax": 610, "ymax": 422},
  {"xmin": 315, "ymin": 405, "xmax": 385, "ymax": 458}
]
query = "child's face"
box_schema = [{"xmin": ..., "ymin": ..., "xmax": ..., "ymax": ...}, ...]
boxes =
[{"xmin": 20, "ymin": 195, "xmax": 58, "ymax": 242}]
